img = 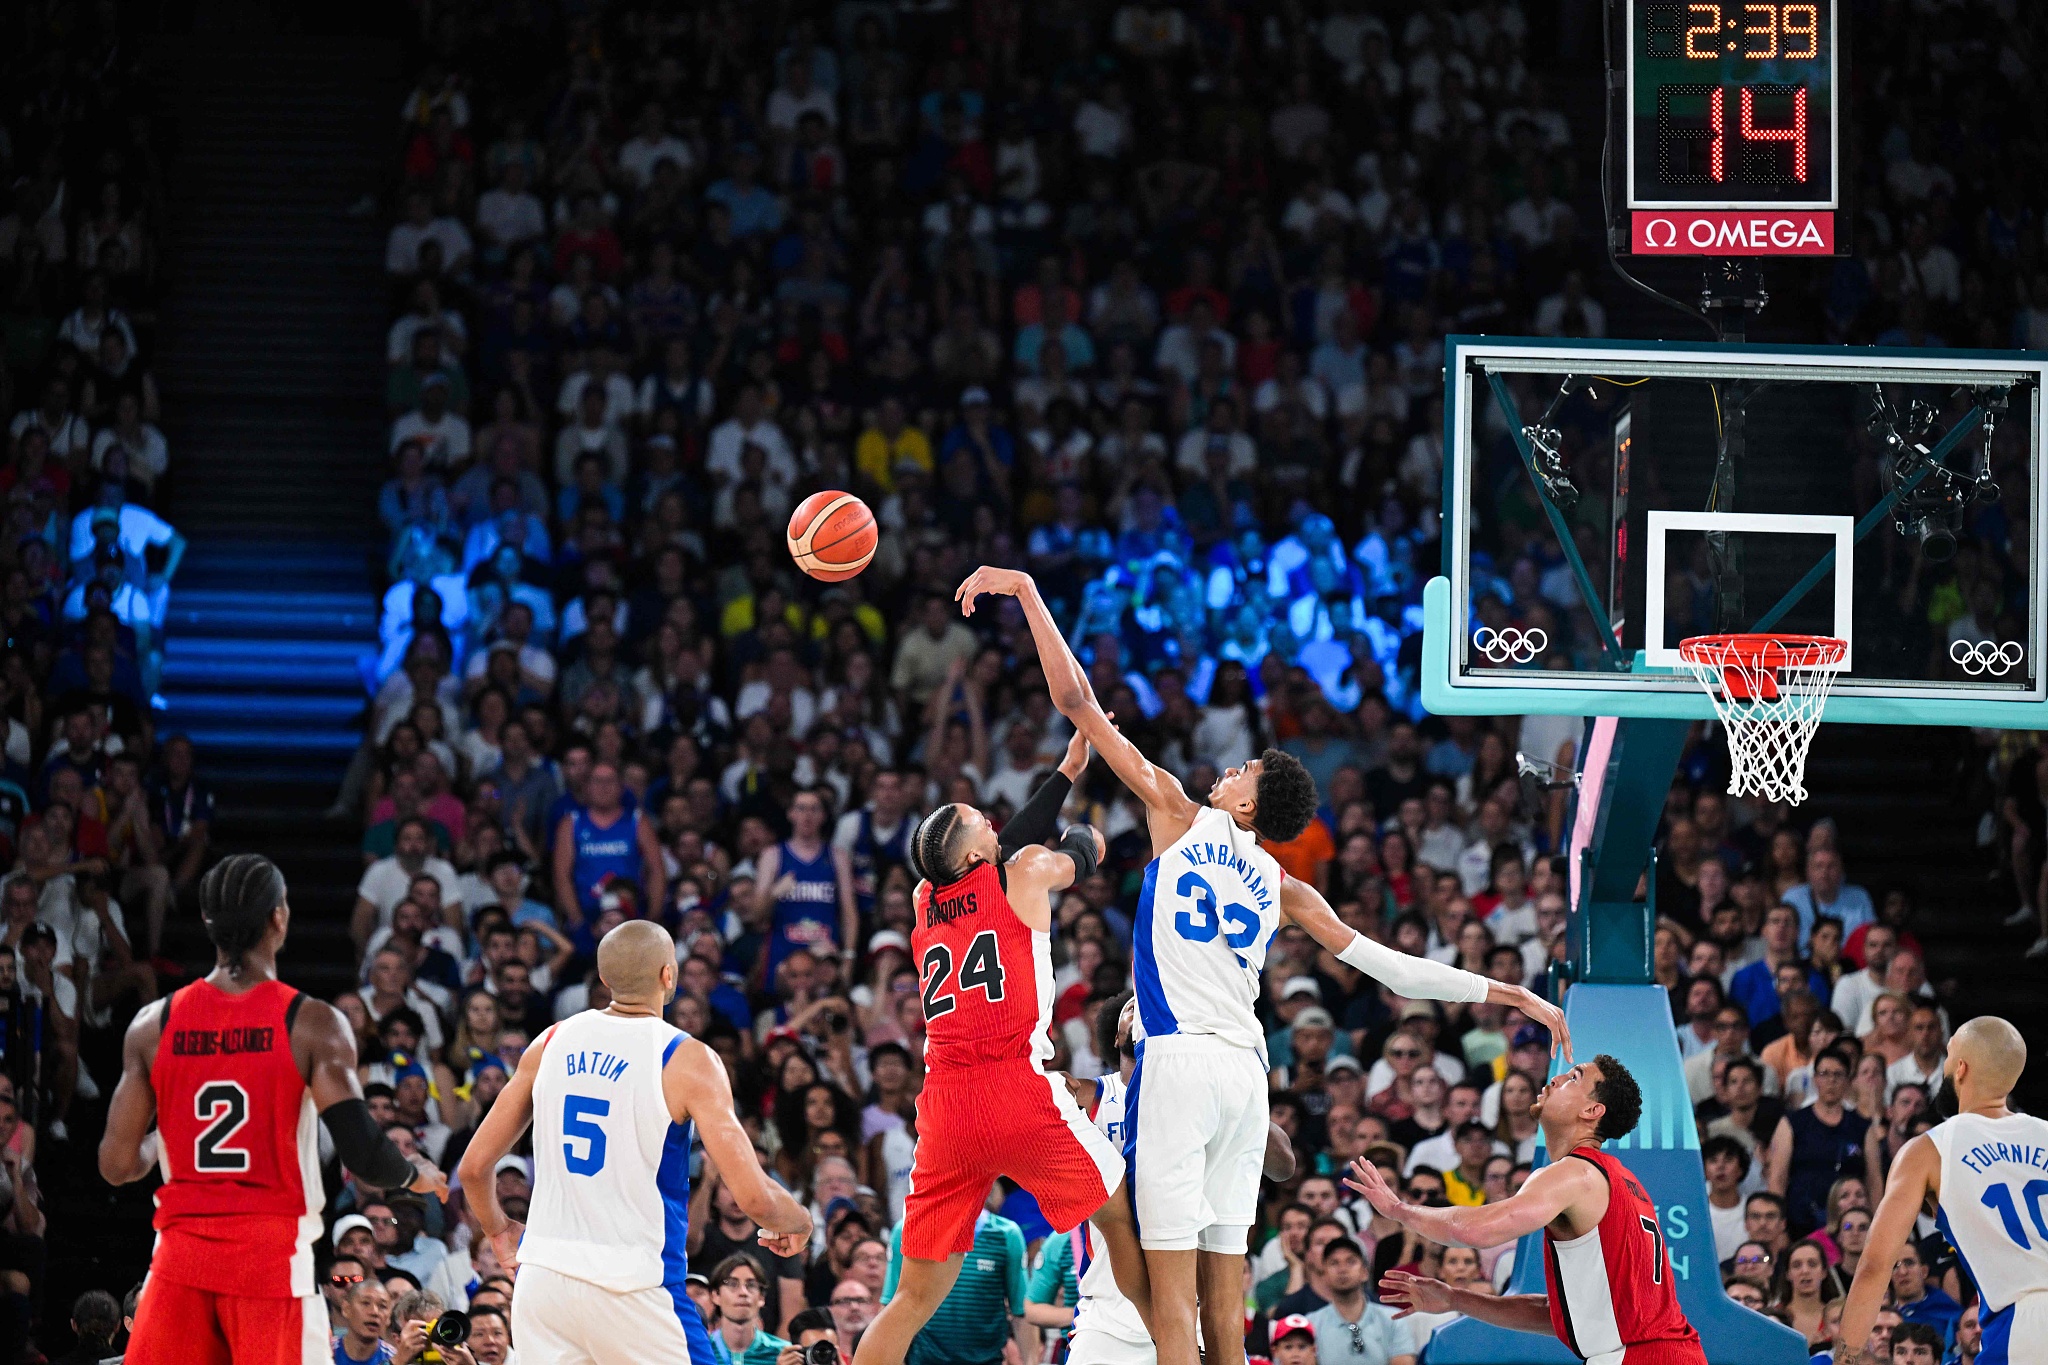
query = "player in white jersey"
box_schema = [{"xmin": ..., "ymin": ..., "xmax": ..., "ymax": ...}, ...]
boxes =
[
  {"xmin": 1840, "ymin": 1015, "xmax": 2046, "ymax": 1365},
  {"xmin": 1059, "ymin": 995, "xmax": 1298, "ymax": 1365},
  {"xmin": 956, "ymin": 566, "xmax": 1572, "ymax": 1365},
  {"xmin": 458, "ymin": 921, "xmax": 812, "ymax": 1365}
]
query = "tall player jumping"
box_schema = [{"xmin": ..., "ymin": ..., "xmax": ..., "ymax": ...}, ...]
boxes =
[
  {"xmin": 955, "ymin": 565, "xmax": 1572, "ymax": 1365},
  {"xmin": 1346, "ymin": 1055, "xmax": 1706, "ymax": 1365},
  {"xmin": 99, "ymin": 854, "xmax": 449, "ymax": 1365},
  {"xmin": 459, "ymin": 918, "xmax": 813, "ymax": 1365},
  {"xmin": 1837, "ymin": 1015, "xmax": 2044, "ymax": 1365},
  {"xmin": 854, "ymin": 732, "xmax": 1156, "ymax": 1365}
]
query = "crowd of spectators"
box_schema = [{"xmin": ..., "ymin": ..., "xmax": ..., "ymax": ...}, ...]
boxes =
[
  {"xmin": 0, "ymin": 2, "xmax": 225, "ymax": 1361},
  {"xmin": 0, "ymin": 0, "xmax": 2029, "ymax": 1359}
]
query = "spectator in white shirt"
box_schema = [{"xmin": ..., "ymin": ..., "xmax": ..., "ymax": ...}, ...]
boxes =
[
  {"xmin": 617, "ymin": 101, "xmax": 695, "ymax": 186},
  {"xmin": 352, "ymin": 817, "xmax": 465, "ymax": 954},
  {"xmin": 767, "ymin": 56, "xmax": 837, "ymax": 133},
  {"xmin": 389, "ymin": 375, "xmax": 472, "ymax": 470},
  {"xmin": 1896, "ymin": 216, "xmax": 1962, "ymax": 304},
  {"xmin": 473, "ymin": 160, "xmax": 547, "ymax": 260},
  {"xmin": 386, "ymin": 189, "xmax": 473, "ymax": 276},
  {"xmin": 1072, "ymin": 80, "xmax": 1133, "ymax": 160},
  {"xmin": 1281, "ymin": 171, "xmax": 1356, "ymax": 240},
  {"xmin": 706, "ymin": 383, "xmax": 798, "ymax": 489},
  {"xmin": 1533, "ymin": 270, "xmax": 1608, "ymax": 337},
  {"xmin": 12, "ymin": 378, "xmax": 93, "ymax": 465},
  {"xmin": 1154, "ymin": 297, "xmax": 1235, "ymax": 385},
  {"xmin": 1503, "ymin": 177, "xmax": 1575, "ymax": 253}
]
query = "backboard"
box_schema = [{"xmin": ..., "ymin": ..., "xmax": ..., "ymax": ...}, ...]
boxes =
[{"xmin": 1427, "ymin": 335, "xmax": 2048, "ymax": 727}]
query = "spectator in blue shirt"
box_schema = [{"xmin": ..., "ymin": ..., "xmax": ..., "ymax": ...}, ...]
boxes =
[
  {"xmin": 706, "ymin": 144, "xmax": 785, "ymax": 239},
  {"xmin": 1889, "ymin": 1242, "xmax": 1962, "ymax": 1345},
  {"xmin": 1782, "ymin": 846, "xmax": 1875, "ymax": 948},
  {"xmin": 937, "ymin": 389, "xmax": 1014, "ymax": 505},
  {"xmin": 1013, "ymin": 294, "xmax": 1096, "ymax": 373},
  {"xmin": 1729, "ymin": 903, "xmax": 1830, "ymax": 1030}
]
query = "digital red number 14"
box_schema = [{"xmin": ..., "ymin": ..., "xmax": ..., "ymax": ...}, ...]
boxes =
[{"xmin": 1664, "ymin": 84, "xmax": 1807, "ymax": 183}]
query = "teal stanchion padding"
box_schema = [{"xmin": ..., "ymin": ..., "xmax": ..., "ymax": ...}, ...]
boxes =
[{"xmin": 1421, "ymin": 985, "xmax": 1807, "ymax": 1365}]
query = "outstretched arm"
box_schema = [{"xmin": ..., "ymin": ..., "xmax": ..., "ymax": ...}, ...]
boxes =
[
  {"xmin": 1346, "ymin": 1148, "xmax": 1605, "ymax": 1249},
  {"xmin": 672, "ymin": 1036, "xmax": 812, "ymax": 1256},
  {"xmin": 957, "ymin": 567, "xmax": 1198, "ymax": 839},
  {"xmin": 1381, "ymin": 1272, "xmax": 1554, "ymax": 1336},
  {"xmin": 1838, "ymin": 1135, "xmax": 1939, "ymax": 1362},
  {"xmin": 1281, "ymin": 875, "xmax": 1572, "ymax": 1062}
]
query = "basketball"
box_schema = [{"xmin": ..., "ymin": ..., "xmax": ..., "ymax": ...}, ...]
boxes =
[{"xmin": 787, "ymin": 490, "xmax": 878, "ymax": 582}]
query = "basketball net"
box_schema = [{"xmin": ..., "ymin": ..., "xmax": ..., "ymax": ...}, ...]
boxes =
[{"xmin": 1677, "ymin": 634, "xmax": 1847, "ymax": 806}]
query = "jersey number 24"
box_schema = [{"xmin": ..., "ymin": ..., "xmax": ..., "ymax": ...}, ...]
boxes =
[{"xmin": 920, "ymin": 931, "xmax": 1006, "ymax": 1019}]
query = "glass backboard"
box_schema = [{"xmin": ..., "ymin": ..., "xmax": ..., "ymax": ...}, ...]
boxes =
[{"xmin": 1427, "ymin": 336, "xmax": 2048, "ymax": 727}]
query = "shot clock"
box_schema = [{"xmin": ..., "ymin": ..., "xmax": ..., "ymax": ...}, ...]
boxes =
[{"xmin": 1620, "ymin": 0, "xmax": 1841, "ymax": 255}]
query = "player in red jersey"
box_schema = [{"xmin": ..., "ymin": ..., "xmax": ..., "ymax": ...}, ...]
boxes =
[
  {"xmin": 98, "ymin": 854, "xmax": 447, "ymax": 1365},
  {"xmin": 1346, "ymin": 1054, "xmax": 1706, "ymax": 1365},
  {"xmin": 853, "ymin": 742, "xmax": 1153, "ymax": 1365}
]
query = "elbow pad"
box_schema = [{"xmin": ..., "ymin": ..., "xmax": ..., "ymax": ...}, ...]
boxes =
[
  {"xmin": 1056, "ymin": 824, "xmax": 1102, "ymax": 883},
  {"xmin": 322, "ymin": 1098, "xmax": 418, "ymax": 1190},
  {"xmin": 1335, "ymin": 931, "xmax": 1491, "ymax": 1004}
]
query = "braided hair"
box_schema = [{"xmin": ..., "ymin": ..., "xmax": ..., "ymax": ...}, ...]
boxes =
[
  {"xmin": 908, "ymin": 805, "xmax": 967, "ymax": 886},
  {"xmin": 201, "ymin": 853, "xmax": 287, "ymax": 975}
]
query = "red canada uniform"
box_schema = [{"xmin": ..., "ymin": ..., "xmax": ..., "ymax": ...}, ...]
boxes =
[
  {"xmin": 902, "ymin": 860, "xmax": 1124, "ymax": 1259},
  {"xmin": 126, "ymin": 979, "xmax": 328, "ymax": 1365},
  {"xmin": 1542, "ymin": 1146, "xmax": 1706, "ymax": 1365}
]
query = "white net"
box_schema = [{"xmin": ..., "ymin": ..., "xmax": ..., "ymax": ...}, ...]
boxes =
[{"xmin": 1677, "ymin": 635, "xmax": 1848, "ymax": 806}]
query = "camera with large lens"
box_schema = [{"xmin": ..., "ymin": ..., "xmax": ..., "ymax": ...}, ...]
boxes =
[
  {"xmin": 420, "ymin": 1310, "xmax": 470, "ymax": 1362},
  {"xmin": 805, "ymin": 1339, "xmax": 841, "ymax": 1365}
]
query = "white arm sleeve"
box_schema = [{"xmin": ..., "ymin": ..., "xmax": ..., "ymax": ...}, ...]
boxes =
[{"xmin": 1336, "ymin": 931, "xmax": 1492, "ymax": 1004}]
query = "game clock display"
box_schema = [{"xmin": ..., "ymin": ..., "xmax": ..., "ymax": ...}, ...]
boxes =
[{"xmin": 1624, "ymin": 0, "xmax": 1840, "ymax": 253}]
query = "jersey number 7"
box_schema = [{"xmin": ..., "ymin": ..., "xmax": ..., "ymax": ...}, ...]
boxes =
[
  {"xmin": 920, "ymin": 931, "xmax": 1006, "ymax": 1019},
  {"xmin": 1639, "ymin": 1213, "xmax": 1666, "ymax": 1285}
]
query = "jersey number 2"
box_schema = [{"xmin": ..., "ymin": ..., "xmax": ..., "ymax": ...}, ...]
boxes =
[
  {"xmin": 1639, "ymin": 1214, "xmax": 1666, "ymax": 1284},
  {"xmin": 920, "ymin": 931, "xmax": 1006, "ymax": 1019},
  {"xmin": 193, "ymin": 1081, "xmax": 251, "ymax": 1172}
]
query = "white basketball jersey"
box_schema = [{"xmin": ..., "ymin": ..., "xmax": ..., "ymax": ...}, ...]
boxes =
[
  {"xmin": 523, "ymin": 1010, "xmax": 692, "ymax": 1293},
  {"xmin": 1072, "ymin": 1073, "xmax": 1149, "ymax": 1344},
  {"xmin": 1132, "ymin": 805, "xmax": 1284, "ymax": 1053},
  {"xmin": 1927, "ymin": 1111, "xmax": 2048, "ymax": 1314}
]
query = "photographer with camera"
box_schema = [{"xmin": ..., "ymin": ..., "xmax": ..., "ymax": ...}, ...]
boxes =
[
  {"xmin": 778, "ymin": 1307, "xmax": 846, "ymax": 1365},
  {"xmin": 390, "ymin": 1288, "xmax": 476, "ymax": 1365}
]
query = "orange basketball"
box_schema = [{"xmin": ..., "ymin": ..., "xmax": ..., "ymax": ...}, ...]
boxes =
[{"xmin": 787, "ymin": 490, "xmax": 878, "ymax": 582}]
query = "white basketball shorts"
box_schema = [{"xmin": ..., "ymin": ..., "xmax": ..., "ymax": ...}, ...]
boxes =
[
  {"xmin": 1126, "ymin": 1034, "xmax": 1269, "ymax": 1253},
  {"xmin": 511, "ymin": 1262, "xmax": 709, "ymax": 1365}
]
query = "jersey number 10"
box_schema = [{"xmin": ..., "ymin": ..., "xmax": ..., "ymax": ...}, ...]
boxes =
[{"xmin": 1982, "ymin": 1178, "xmax": 2048, "ymax": 1248}]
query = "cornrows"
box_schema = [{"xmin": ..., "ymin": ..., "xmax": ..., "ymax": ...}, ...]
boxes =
[
  {"xmin": 909, "ymin": 805, "xmax": 963, "ymax": 885},
  {"xmin": 200, "ymin": 853, "xmax": 285, "ymax": 969}
]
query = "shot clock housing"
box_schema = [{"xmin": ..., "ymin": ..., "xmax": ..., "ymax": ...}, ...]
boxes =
[{"xmin": 1612, "ymin": 0, "xmax": 1846, "ymax": 256}]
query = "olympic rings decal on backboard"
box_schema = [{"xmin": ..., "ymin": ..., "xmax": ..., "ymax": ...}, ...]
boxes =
[
  {"xmin": 1950, "ymin": 639, "xmax": 2026, "ymax": 676},
  {"xmin": 1473, "ymin": 627, "xmax": 1548, "ymax": 665}
]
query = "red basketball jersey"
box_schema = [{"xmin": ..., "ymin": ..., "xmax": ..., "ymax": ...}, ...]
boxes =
[
  {"xmin": 913, "ymin": 861, "xmax": 1055, "ymax": 1073},
  {"xmin": 1542, "ymin": 1146, "xmax": 1704, "ymax": 1363},
  {"xmin": 149, "ymin": 979, "xmax": 323, "ymax": 1298}
]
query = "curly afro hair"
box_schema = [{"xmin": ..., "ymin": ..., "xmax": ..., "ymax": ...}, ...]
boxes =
[
  {"xmin": 1251, "ymin": 747, "xmax": 1318, "ymax": 844},
  {"xmin": 1590, "ymin": 1052, "xmax": 1644, "ymax": 1143}
]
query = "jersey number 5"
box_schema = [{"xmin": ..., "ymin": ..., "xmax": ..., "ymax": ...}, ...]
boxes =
[
  {"xmin": 1639, "ymin": 1214, "xmax": 1666, "ymax": 1284},
  {"xmin": 194, "ymin": 1081, "xmax": 251, "ymax": 1173},
  {"xmin": 920, "ymin": 931, "xmax": 1006, "ymax": 1019}
]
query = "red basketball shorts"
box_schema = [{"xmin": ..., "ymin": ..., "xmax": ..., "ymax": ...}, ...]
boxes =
[
  {"xmin": 124, "ymin": 1277, "xmax": 328, "ymax": 1365},
  {"xmin": 901, "ymin": 1061, "xmax": 1124, "ymax": 1260}
]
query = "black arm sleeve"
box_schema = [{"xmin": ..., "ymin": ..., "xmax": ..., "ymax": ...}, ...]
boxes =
[
  {"xmin": 322, "ymin": 1098, "xmax": 419, "ymax": 1190},
  {"xmin": 998, "ymin": 770, "xmax": 1072, "ymax": 857}
]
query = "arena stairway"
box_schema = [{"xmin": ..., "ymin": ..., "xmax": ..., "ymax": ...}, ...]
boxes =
[{"xmin": 46, "ymin": 21, "xmax": 402, "ymax": 1340}]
